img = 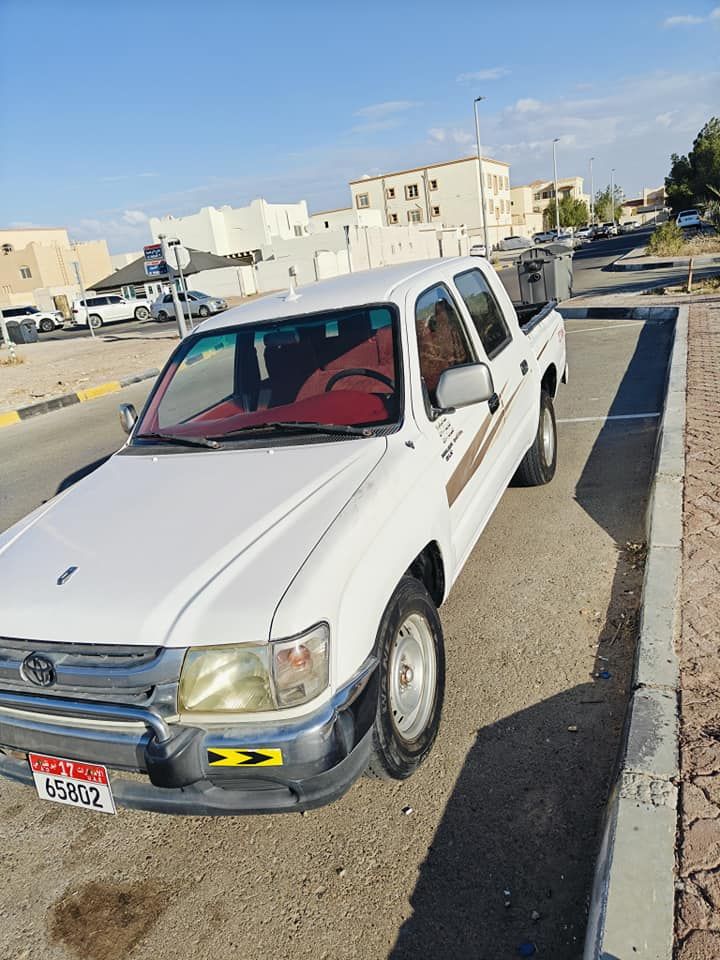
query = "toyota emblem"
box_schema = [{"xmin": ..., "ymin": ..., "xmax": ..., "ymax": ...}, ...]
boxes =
[{"xmin": 20, "ymin": 653, "xmax": 56, "ymax": 688}]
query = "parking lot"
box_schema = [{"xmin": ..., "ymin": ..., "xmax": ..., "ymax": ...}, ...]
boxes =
[{"xmin": 0, "ymin": 312, "xmax": 674, "ymax": 960}]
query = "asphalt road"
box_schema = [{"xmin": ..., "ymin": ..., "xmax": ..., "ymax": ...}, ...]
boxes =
[{"xmin": 0, "ymin": 309, "xmax": 674, "ymax": 959}]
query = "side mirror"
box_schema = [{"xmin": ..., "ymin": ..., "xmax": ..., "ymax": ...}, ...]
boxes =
[
  {"xmin": 118, "ymin": 403, "xmax": 137, "ymax": 434},
  {"xmin": 435, "ymin": 362, "xmax": 495, "ymax": 411}
]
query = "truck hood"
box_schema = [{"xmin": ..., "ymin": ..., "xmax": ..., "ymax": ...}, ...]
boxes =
[{"xmin": 0, "ymin": 439, "xmax": 386, "ymax": 648}]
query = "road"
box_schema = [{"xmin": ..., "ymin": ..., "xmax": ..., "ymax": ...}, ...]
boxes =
[{"xmin": 0, "ymin": 308, "xmax": 674, "ymax": 959}]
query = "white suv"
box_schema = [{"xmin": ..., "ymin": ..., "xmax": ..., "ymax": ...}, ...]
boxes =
[
  {"xmin": 72, "ymin": 295, "xmax": 150, "ymax": 329},
  {"xmin": 676, "ymin": 209, "xmax": 702, "ymax": 229},
  {"xmin": 0, "ymin": 304, "xmax": 64, "ymax": 333}
]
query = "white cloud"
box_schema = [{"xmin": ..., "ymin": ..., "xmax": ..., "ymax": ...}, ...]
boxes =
[
  {"xmin": 514, "ymin": 98, "xmax": 543, "ymax": 113},
  {"xmin": 655, "ymin": 111, "xmax": 676, "ymax": 127},
  {"xmin": 354, "ymin": 100, "xmax": 420, "ymax": 118},
  {"xmin": 427, "ymin": 127, "xmax": 474, "ymax": 145},
  {"xmin": 663, "ymin": 7, "xmax": 720, "ymax": 25},
  {"xmin": 122, "ymin": 209, "xmax": 149, "ymax": 225},
  {"xmin": 456, "ymin": 67, "xmax": 510, "ymax": 83}
]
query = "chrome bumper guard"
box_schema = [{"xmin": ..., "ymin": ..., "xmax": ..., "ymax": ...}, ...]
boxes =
[{"xmin": 0, "ymin": 657, "xmax": 378, "ymax": 815}]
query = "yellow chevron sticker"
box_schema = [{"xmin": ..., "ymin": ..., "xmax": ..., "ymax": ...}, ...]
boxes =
[{"xmin": 207, "ymin": 748, "xmax": 284, "ymax": 767}]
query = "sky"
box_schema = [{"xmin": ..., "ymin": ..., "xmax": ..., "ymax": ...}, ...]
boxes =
[{"xmin": 1, "ymin": 0, "xmax": 719, "ymax": 253}]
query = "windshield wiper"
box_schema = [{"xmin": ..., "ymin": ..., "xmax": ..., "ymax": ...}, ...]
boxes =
[
  {"xmin": 210, "ymin": 421, "xmax": 373, "ymax": 440},
  {"xmin": 136, "ymin": 432, "xmax": 220, "ymax": 449}
]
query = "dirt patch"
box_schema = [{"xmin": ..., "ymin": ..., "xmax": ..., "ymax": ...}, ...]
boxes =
[{"xmin": 49, "ymin": 881, "xmax": 170, "ymax": 960}]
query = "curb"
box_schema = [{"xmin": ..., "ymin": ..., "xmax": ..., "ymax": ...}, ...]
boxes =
[
  {"xmin": 0, "ymin": 368, "xmax": 159, "ymax": 430},
  {"xmin": 610, "ymin": 248, "xmax": 720, "ymax": 272},
  {"xmin": 583, "ymin": 305, "xmax": 687, "ymax": 959}
]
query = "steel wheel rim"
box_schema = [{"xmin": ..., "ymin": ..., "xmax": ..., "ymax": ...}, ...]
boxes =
[
  {"xmin": 542, "ymin": 406, "xmax": 554, "ymax": 465},
  {"xmin": 388, "ymin": 612, "xmax": 436, "ymax": 742}
]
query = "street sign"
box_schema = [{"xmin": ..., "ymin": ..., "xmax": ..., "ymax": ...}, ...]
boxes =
[
  {"xmin": 161, "ymin": 239, "xmax": 190, "ymax": 272},
  {"xmin": 145, "ymin": 261, "xmax": 168, "ymax": 277},
  {"xmin": 144, "ymin": 243, "xmax": 168, "ymax": 277}
]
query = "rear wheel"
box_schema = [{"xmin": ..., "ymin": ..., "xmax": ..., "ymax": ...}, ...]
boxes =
[
  {"xmin": 367, "ymin": 576, "xmax": 445, "ymax": 780},
  {"xmin": 157, "ymin": 310, "xmax": 169, "ymax": 322},
  {"xmin": 134, "ymin": 305, "xmax": 150, "ymax": 320},
  {"xmin": 89, "ymin": 314, "xmax": 103, "ymax": 329},
  {"xmin": 39, "ymin": 317, "xmax": 54, "ymax": 333},
  {"xmin": 514, "ymin": 390, "xmax": 557, "ymax": 486}
]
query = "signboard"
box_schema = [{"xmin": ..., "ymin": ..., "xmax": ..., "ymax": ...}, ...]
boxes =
[{"xmin": 144, "ymin": 243, "xmax": 167, "ymax": 277}]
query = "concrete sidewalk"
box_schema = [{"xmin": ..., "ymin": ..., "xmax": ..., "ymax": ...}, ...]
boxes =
[
  {"xmin": 675, "ymin": 298, "xmax": 720, "ymax": 959},
  {"xmin": 611, "ymin": 245, "xmax": 720, "ymax": 272}
]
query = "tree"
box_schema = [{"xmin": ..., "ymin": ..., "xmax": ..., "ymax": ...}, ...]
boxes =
[
  {"xmin": 665, "ymin": 117, "xmax": 720, "ymax": 213},
  {"xmin": 594, "ymin": 185, "xmax": 624, "ymax": 223},
  {"xmin": 543, "ymin": 195, "xmax": 590, "ymax": 229}
]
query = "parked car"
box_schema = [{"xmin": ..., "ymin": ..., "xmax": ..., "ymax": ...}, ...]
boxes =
[
  {"xmin": 0, "ymin": 304, "xmax": 64, "ymax": 333},
  {"xmin": 592, "ymin": 223, "xmax": 616, "ymax": 240},
  {"xmin": 151, "ymin": 290, "xmax": 228, "ymax": 322},
  {"xmin": 469, "ymin": 242, "xmax": 487, "ymax": 257},
  {"xmin": 574, "ymin": 226, "xmax": 593, "ymax": 241},
  {"xmin": 72, "ymin": 295, "xmax": 151, "ymax": 329},
  {"xmin": 676, "ymin": 209, "xmax": 702, "ymax": 229},
  {"xmin": 0, "ymin": 257, "xmax": 567, "ymax": 816},
  {"xmin": 496, "ymin": 235, "xmax": 533, "ymax": 251},
  {"xmin": 620, "ymin": 221, "xmax": 639, "ymax": 233},
  {"xmin": 553, "ymin": 231, "xmax": 576, "ymax": 247},
  {"xmin": 532, "ymin": 231, "xmax": 556, "ymax": 244}
]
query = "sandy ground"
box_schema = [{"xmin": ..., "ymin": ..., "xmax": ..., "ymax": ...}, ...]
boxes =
[{"xmin": 0, "ymin": 331, "xmax": 178, "ymax": 413}]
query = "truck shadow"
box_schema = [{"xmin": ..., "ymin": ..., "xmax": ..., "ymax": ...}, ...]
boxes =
[{"xmin": 389, "ymin": 313, "xmax": 674, "ymax": 959}]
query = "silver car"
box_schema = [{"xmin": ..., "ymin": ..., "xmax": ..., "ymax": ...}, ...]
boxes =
[{"xmin": 151, "ymin": 290, "xmax": 228, "ymax": 322}]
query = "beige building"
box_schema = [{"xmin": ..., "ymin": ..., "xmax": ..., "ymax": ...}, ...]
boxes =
[
  {"xmin": 349, "ymin": 155, "xmax": 513, "ymax": 246},
  {"xmin": 511, "ymin": 176, "xmax": 591, "ymax": 233},
  {"xmin": 0, "ymin": 227, "xmax": 112, "ymax": 310},
  {"xmin": 621, "ymin": 186, "xmax": 666, "ymax": 224},
  {"xmin": 309, "ymin": 207, "xmax": 382, "ymax": 233}
]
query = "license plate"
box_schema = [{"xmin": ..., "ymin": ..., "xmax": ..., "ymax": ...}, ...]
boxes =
[{"xmin": 28, "ymin": 753, "xmax": 116, "ymax": 815}]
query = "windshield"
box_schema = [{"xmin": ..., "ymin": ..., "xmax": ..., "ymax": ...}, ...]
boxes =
[
  {"xmin": 187, "ymin": 290, "xmax": 207, "ymax": 299},
  {"xmin": 135, "ymin": 304, "xmax": 401, "ymax": 441}
]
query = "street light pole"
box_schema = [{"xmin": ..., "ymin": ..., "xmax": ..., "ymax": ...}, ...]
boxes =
[
  {"xmin": 589, "ymin": 157, "xmax": 595, "ymax": 225},
  {"xmin": 473, "ymin": 96, "xmax": 491, "ymax": 257},
  {"xmin": 552, "ymin": 138, "xmax": 561, "ymax": 236},
  {"xmin": 72, "ymin": 260, "xmax": 96, "ymax": 339},
  {"xmin": 610, "ymin": 168, "xmax": 615, "ymax": 229}
]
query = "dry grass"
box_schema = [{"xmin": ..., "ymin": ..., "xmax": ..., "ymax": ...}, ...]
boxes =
[{"xmin": 642, "ymin": 273, "xmax": 720, "ymax": 296}]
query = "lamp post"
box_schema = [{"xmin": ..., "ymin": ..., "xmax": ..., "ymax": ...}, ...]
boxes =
[
  {"xmin": 589, "ymin": 157, "xmax": 595, "ymax": 225},
  {"xmin": 552, "ymin": 138, "xmax": 561, "ymax": 236},
  {"xmin": 473, "ymin": 96, "xmax": 491, "ymax": 257},
  {"xmin": 610, "ymin": 168, "xmax": 615, "ymax": 229}
]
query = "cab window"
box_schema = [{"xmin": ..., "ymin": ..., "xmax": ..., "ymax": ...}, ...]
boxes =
[
  {"xmin": 453, "ymin": 268, "xmax": 511, "ymax": 359},
  {"xmin": 414, "ymin": 284, "xmax": 474, "ymax": 406}
]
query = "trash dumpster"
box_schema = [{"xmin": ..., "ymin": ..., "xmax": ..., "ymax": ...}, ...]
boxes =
[
  {"xmin": 516, "ymin": 243, "xmax": 574, "ymax": 304},
  {"xmin": 5, "ymin": 319, "xmax": 39, "ymax": 344}
]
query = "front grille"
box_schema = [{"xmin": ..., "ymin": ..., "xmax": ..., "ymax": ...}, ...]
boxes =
[{"xmin": 0, "ymin": 637, "xmax": 184, "ymax": 717}]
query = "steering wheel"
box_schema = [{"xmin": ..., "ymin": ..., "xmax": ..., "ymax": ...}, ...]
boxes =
[{"xmin": 324, "ymin": 368, "xmax": 395, "ymax": 392}]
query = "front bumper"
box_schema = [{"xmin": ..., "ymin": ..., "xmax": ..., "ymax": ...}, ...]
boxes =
[{"xmin": 0, "ymin": 658, "xmax": 378, "ymax": 815}]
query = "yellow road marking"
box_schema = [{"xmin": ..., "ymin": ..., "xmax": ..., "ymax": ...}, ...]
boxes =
[
  {"xmin": 76, "ymin": 381, "xmax": 122, "ymax": 402},
  {"xmin": 0, "ymin": 410, "xmax": 21, "ymax": 429}
]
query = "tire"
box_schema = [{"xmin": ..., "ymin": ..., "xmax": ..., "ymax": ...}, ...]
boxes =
[
  {"xmin": 89, "ymin": 314, "xmax": 103, "ymax": 329},
  {"xmin": 134, "ymin": 306, "xmax": 150, "ymax": 321},
  {"xmin": 198, "ymin": 305, "xmax": 210, "ymax": 318},
  {"xmin": 367, "ymin": 576, "xmax": 445, "ymax": 780},
  {"xmin": 39, "ymin": 318, "xmax": 54, "ymax": 333},
  {"xmin": 157, "ymin": 310, "xmax": 169, "ymax": 322},
  {"xmin": 514, "ymin": 390, "xmax": 557, "ymax": 486}
]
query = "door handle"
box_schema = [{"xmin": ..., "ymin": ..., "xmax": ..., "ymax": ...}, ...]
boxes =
[{"xmin": 520, "ymin": 359, "xmax": 529, "ymax": 376}]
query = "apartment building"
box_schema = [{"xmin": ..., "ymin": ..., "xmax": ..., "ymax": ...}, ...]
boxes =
[
  {"xmin": 0, "ymin": 227, "xmax": 112, "ymax": 309},
  {"xmin": 511, "ymin": 176, "xmax": 591, "ymax": 232},
  {"xmin": 309, "ymin": 207, "xmax": 382, "ymax": 233},
  {"xmin": 348, "ymin": 155, "xmax": 513, "ymax": 246},
  {"xmin": 149, "ymin": 198, "xmax": 310, "ymax": 258}
]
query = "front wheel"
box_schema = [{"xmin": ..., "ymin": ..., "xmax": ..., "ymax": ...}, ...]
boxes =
[
  {"xmin": 514, "ymin": 390, "xmax": 557, "ymax": 486},
  {"xmin": 39, "ymin": 317, "xmax": 54, "ymax": 333},
  {"xmin": 134, "ymin": 306, "xmax": 150, "ymax": 320},
  {"xmin": 157, "ymin": 310, "xmax": 169, "ymax": 322},
  {"xmin": 198, "ymin": 305, "xmax": 210, "ymax": 318},
  {"xmin": 88, "ymin": 314, "xmax": 103, "ymax": 329},
  {"xmin": 367, "ymin": 576, "xmax": 445, "ymax": 780}
]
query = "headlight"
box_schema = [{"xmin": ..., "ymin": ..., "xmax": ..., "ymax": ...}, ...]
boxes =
[{"xmin": 178, "ymin": 624, "xmax": 329, "ymax": 714}]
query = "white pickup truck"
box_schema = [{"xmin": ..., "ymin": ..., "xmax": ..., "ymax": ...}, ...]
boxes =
[{"xmin": 0, "ymin": 257, "xmax": 566, "ymax": 816}]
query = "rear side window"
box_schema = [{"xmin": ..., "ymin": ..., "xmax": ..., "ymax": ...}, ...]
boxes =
[
  {"xmin": 2, "ymin": 307, "xmax": 23, "ymax": 317},
  {"xmin": 454, "ymin": 269, "xmax": 511, "ymax": 359},
  {"xmin": 107, "ymin": 296, "xmax": 122, "ymax": 304}
]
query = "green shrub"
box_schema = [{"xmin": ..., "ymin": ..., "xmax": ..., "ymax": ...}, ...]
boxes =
[{"xmin": 647, "ymin": 221, "xmax": 686, "ymax": 256}]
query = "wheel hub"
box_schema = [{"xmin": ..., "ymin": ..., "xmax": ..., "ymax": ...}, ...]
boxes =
[{"xmin": 388, "ymin": 613, "xmax": 437, "ymax": 741}]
